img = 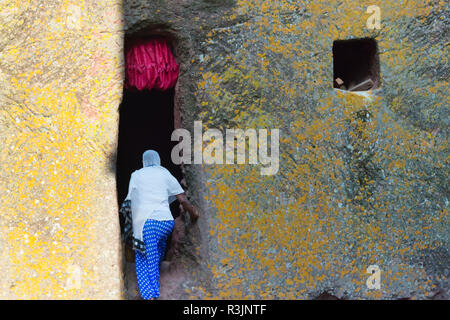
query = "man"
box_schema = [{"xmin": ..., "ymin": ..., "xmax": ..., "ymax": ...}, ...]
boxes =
[{"xmin": 122, "ymin": 150, "xmax": 199, "ymax": 300}]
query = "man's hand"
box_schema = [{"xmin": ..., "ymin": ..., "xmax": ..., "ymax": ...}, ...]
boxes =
[
  {"xmin": 190, "ymin": 206, "xmax": 200, "ymax": 223},
  {"xmin": 176, "ymin": 193, "xmax": 200, "ymax": 223}
]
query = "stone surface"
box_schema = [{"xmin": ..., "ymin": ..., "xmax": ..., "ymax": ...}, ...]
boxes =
[
  {"xmin": 0, "ymin": 0, "xmax": 124, "ymax": 299},
  {"xmin": 0, "ymin": 0, "xmax": 448, "ymax": 299}
]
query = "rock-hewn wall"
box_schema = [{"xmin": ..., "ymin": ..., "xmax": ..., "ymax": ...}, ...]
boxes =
[
  {"xmin": 0, "ymin": 0, "xmax": 448, "ymax": 299},
  {"xmin": 124, "ymin": 0, "xmax": 448, "ymax": 300},
  {"xmin": 0, "ymin": 0, "xmax": 124, "ymax": 299}
]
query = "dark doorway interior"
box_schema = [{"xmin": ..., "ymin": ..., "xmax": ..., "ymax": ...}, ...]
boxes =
[
  {"xmin": 332, "ymin": 38, "xmax": 380, "ymax": 91},
  {"xmin": 116, "ymin": 88, "xmax": 182, "ymax": 219}
]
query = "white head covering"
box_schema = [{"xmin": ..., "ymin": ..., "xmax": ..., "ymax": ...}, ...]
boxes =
[{"xmin": 142, "ymin": 150, "xmax": 161, "ymax": 167}]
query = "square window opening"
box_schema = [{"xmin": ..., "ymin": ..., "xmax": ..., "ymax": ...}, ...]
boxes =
[{"xmin": 332, "ymin": 38, "xmax": 380, "ymax": 91}]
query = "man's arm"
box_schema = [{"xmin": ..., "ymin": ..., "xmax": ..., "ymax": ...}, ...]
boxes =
[{"xmin": 176, "ymin": 193, "xmax": 200, "ymax": 223}]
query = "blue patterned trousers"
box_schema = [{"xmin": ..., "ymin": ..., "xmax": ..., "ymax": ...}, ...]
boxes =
[{"xmin": 135, "ymin": 218, "xmax": 174, "ymax": 299}]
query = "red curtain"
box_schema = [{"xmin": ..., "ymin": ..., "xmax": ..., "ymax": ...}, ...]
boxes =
[{"xmin": 124, "ymin": 38, "xmax": 179, "ymax": 91}]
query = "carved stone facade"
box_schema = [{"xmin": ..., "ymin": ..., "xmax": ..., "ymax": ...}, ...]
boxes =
[{"xmin": 0, "ymin": 0, "xmax": 448, "ymax": 299}]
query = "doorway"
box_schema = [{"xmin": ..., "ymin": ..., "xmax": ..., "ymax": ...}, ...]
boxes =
[{"xmin": 116, "ymin": 34, "xmax": 183, "ymax": 299}]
